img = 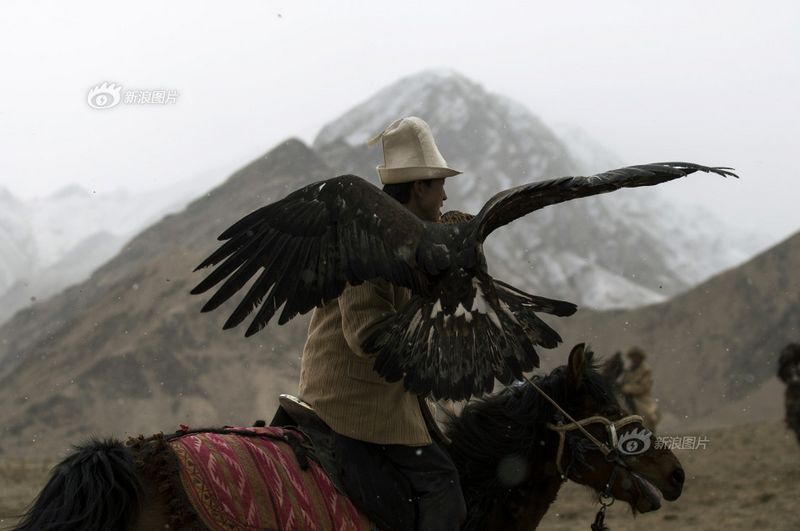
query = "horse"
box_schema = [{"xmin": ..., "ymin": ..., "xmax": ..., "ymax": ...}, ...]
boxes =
[{"xmin": 12, "ymin": 344, "xmax": 684, "ymax": 530}]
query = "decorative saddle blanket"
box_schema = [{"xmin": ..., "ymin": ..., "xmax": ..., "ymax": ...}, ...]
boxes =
[{"xmin": 149, "ymin": 426, "xmax": 375, "ymax": 531}]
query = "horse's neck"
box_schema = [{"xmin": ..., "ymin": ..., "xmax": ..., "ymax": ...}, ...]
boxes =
[
  {"xmin": 482, "ymin": 451, "xmax": 565, "ymax": 530},
  {"xmin": 452, "ymin": 408, "xmax": 567, "ymax": 531}
]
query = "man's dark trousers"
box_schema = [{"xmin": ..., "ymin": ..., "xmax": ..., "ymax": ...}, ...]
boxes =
[{"xmin": 334, "ymin": 433, "xmax": 466, "ymax": 531}]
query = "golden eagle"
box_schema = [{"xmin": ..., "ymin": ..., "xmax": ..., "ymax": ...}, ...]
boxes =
[{"xmin": 192, "ymin": 162, "xmax": 736, "ymax": 400}]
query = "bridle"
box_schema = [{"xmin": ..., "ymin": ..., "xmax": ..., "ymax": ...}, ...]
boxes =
[
  {"xmin": 546, "ymin": 414, "xmax": 645, "ymax": 478},
  {"xmin": 523, "ymin": 376, "xmax": 648, "ymax": 530}
]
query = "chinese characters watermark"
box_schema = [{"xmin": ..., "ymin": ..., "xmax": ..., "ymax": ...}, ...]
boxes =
[
  {"xmin": 87, "ymin": 82, "xmax": 179, "ymax": 110},
  {"xmin": 654, "ymin": 435, "xmax": 709, "ymax": 450}
]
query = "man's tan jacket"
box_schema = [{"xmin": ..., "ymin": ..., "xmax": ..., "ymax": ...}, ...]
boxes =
[{"xmin": 298, "ymin": 280, "xmax": 432, "ymax": 446}]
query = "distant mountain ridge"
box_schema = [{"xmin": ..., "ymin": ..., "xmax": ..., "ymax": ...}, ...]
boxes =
[
  {"xmin": 0, "ymin": 69, "xmax": 760, "ymax": 326},
  {"xmin": 0, "ymin": 173, "xmax": 224, "ymax": 325},
  {"xmin": 0, "ymin": 188, "xmax": 36, "ymax": 295},
  {"xmin": 0, "ymin": 139, "xmax": 326, "ymax": 458},
  {"xmin": 548, "ymin": 229, "xmax": 800, "ymax": 422}
]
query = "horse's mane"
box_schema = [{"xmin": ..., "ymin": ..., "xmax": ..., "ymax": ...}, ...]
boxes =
[
  {"xmin": 446, "ymin": 371, "xmax": 565, "ymax": 469},
  {"xmin": 445, "ymin": 354, "xmax": 610, "ymax": 464},
  {"xmin": 444, "ymin": 353, "xmax": 614, "ymax": 529}
]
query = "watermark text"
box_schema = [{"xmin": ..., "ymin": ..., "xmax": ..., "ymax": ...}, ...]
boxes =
[
  {"xmin": 87, "ymin": 82, "xmax": 179, "ymax": 109},
  {"xmin": 654, "ymin": 435, "xmax": 709, "ymax": 450}
]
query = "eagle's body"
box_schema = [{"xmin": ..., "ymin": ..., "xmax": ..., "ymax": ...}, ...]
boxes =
[{"xmin": 192, "ymin": 163, "xmax": 736, "ymax": 400}]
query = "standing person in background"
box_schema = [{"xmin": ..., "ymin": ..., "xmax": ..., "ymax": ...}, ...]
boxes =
[{"xmin": 620, "ymin": 347, "xmax": 661, "ymax": 430}]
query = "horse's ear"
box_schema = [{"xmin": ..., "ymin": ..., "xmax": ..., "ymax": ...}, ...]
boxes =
[{"xmin": 567, "ymin": 343, "xmax": 588, "ymax": 387}]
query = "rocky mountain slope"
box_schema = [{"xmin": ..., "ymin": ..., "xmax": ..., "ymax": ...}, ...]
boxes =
[
  {"xmin": 546, "ymin": 230, "xmax": 800, "ymax": 422},
  {"xmin": 0, "ymin": 189, "xmax": 36, "ymax": 296},
  {"xmin": 0, "ymin": 139, "xmax": 323, "ymax": 458},
  {"xmin": 1, "ymin": 136, "xmax": 793, "ymax": 458}
]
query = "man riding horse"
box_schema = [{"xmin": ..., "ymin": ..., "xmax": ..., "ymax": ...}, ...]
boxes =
[
  {"xmin": 297, "ymin": 117, "xmax": 467, "ymax": 531},
  {"xmin": 191, "ymin": 115, "xmax": 736, "ymax": 530}
]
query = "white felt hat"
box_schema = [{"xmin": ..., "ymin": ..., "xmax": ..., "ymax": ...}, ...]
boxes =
[{"xmin": 367, "ymin": 117, "xmax": 462, "ymax": 184}]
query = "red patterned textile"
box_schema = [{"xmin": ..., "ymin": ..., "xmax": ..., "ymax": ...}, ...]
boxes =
[{"xmin": 168, "ymin": 426, "xmax": 375, "ymax": 530}]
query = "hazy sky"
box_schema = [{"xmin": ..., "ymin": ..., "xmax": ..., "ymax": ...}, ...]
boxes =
[{"xmin": 2, "ymin": 0, "xmax": 798, "ymax": 244}]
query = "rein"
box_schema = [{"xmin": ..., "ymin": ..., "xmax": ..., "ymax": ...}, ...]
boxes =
[
  {"xmin": 522, "ymin": 376, "xmax": 645, "ymax": 531},
  {"xmin": 523, "ymin": 375, "xmax": 613, "ymax": 455},
  {"xmin": 522, "ymin": 376, "xmax": 642, "ymax": 470}
]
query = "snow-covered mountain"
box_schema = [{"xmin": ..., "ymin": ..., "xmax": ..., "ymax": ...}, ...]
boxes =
[
  {"xmin": 550, "ymin": 123, "xmax": 759, "ymax": 292},
  {"xmin": 315, "ymin": 69, "xmax": 578, "ymax": 212},
  {"xmin": 314, "ymin": 69, "xmax": 757, "ymax": 309},
  {"xmin": 0, "ymin": 188, "xmax": 37, "ymax": 294},
  {"xmin": 550, "ymin": 122, "xmax": 625, "ymax": 174},
  {"xmin": 0, "ymin": 173, "xmax": 222, "ymax": 324}
]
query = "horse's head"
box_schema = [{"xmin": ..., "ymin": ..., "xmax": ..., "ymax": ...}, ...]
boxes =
[{"xmin": 547, "ymin": 343, "xmax": 684, "ymax": 513}]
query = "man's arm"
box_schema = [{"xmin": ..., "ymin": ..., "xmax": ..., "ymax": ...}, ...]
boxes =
[{"xmin": 339, "ymin": 280, "xmax": 397, "ymax": 358}]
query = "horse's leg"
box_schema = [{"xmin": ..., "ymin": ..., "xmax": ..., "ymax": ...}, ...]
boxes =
[{"xmin": 134, "ymin": 477, "xmax": 172, "ymax": 531}]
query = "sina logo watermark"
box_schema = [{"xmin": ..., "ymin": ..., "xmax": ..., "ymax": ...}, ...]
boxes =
[
  {"xmin": 617, "ymin": 427, "xmax": 653, "ymax": 455},
  {"xmin": 87, "ymin": 82, "xmax": 123, "ymax": 109},
  {"xmin": 87, "ymin": 81, "xmax": 179, "ymax": 110}
]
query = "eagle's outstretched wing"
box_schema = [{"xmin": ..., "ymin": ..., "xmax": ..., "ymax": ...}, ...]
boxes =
[
  {"xmin": 192, "ymin": 162, "xmax": 736, "ymax": 400},
  {"xmin": 472, "ymin": 163, "xmax": 738, "ymax": 241},
  {"xmin": 191, "ymin": 175, "xmax": 431, "ymax": 336}
]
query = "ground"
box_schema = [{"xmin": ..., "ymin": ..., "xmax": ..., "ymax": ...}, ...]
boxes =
[
  {"xmin": 1, "ymin": 421, "xmax": 798, "ymax": 530},
  {"xmin": 0, "ymin": 459, "xmax": 53, "ymax": 529}
]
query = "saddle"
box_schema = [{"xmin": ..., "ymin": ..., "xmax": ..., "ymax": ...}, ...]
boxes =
[
  {"xmin": 271, "ymin": 395, "xmax": 424, "ymax": 531},
  {"xmin": 270, "ymin": 394, "xmax": 347, "ymax": 495}
]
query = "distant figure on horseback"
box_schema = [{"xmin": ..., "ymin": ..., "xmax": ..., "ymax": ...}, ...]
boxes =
[
  {"xmin": 778, "ymin": 342, "xmax": 800, "ymax": 444},
  {"xmin": 619, "ymin": 347, "xmax": 661, "ymax": 431}
]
